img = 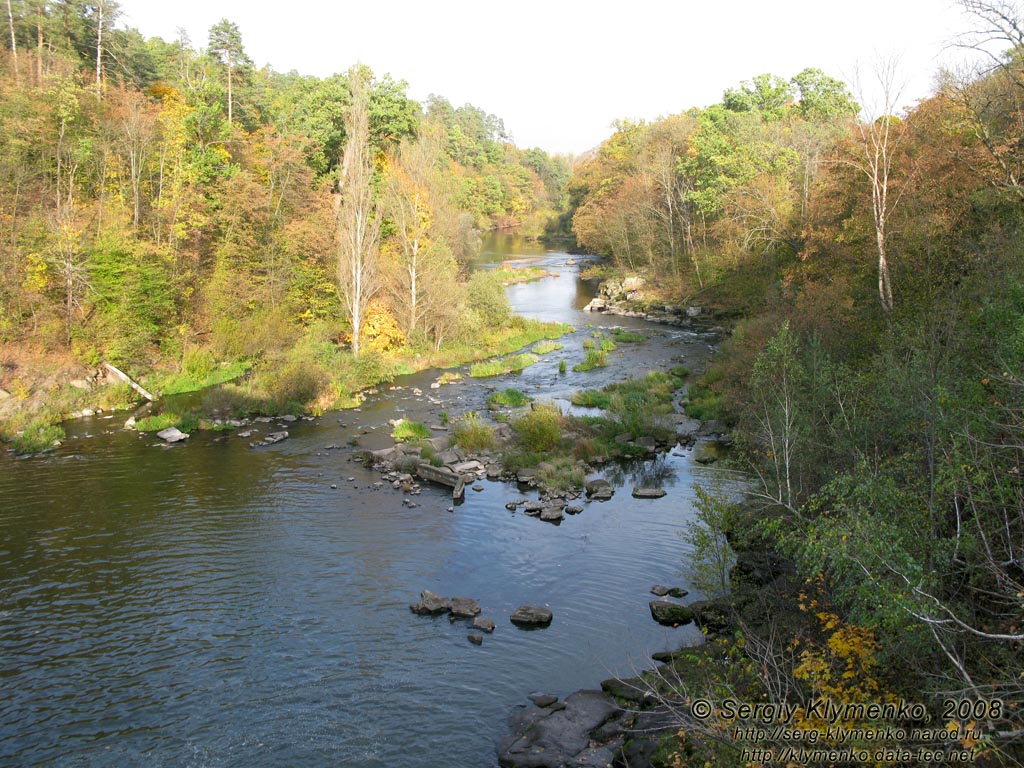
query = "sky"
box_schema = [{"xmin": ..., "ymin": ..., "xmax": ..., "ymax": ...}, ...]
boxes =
[{"xmin": 115, "ymin": 0, "xmax": 975, "ymax": 156}]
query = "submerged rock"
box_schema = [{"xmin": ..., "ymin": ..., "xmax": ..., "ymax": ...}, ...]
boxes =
[{"xmin": 632, "ymin": 487, "xmax": 667, "ymax": 499}]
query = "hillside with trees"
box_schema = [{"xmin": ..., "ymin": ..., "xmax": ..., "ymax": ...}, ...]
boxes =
[
  {"xmin": 0, "ymin": 2, "xmax": 570, "ymax": 444},
  {"xmin": 563, "ymin": 2, "xmax": 1024, "ymax": 761}
]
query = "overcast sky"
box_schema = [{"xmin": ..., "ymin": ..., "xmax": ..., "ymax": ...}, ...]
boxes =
[{"xmin": 115, "ymin": 0, "xmax": 974, "ymax": 155}]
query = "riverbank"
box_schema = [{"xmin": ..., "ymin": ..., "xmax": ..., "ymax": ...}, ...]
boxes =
[{"xmin": 0, "ymin": 288, "xmax": 571, "ymax": 455}]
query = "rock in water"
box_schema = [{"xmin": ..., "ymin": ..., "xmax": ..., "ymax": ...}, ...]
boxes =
[
  {"xmin": 468, "ymin": 634, "xmax": 483, "ymax": 645},
  {"xmin": 498, "ymin": 690, "xmax": 620, "ymax": 768},
  {"xmin": 156, "ymin": 427, "xmax": 189, "ymax": 443},
  {"xmin": 649, "ymin": 601, "xmax": 694, "ymax": 626},
  {"xmin": 409, "ymin": 590, "xmax": 451, "ymax": 615},
  {"xmin": 448, "ymin": 597, "xmax": 481, "ymax": 618},
  {"xmin": 632, "ymin": 487, "xmax": 667, "ymax": 498},
  {"xmin": 510, "ymin": 605, "xmax": 553, "ymax": 627},
  {"xmin": 528, "ymin": 693, "xmax": 558, "ymax": 708},
  {"xmin": 650, "ymin": 585, "xmax": 670, "ymax": 597},
  {"xmin": 539, "ymin": 504, "xmax": 564, "ymax": 523},
  {"xmin": 585, "ymin": 479, "xmax": 614, "ymax": 501},
  {"xmin": 472, "ymin": 617, "xmax": 496, "ymax": 633}
]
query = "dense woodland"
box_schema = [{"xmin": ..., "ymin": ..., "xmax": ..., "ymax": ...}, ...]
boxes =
[
  {"xmin": 1, "ymin": 0, "xmax": 1023, "ymax": 762},
  {"xmin": 563, "ymin": 1, "xmax": 1024, "ymax": 759},
  {"xmin": 0, "ymin": 1, "xmax": 570, "ymax": 434}
]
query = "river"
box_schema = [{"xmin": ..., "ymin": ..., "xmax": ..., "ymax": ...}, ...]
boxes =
[{"xmin": 0, "ymin": 235, "xmax": 737, "ymax": 767}]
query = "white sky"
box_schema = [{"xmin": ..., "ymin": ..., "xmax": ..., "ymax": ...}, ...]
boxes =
[{"xmin": 115, "ymin": 0, "xmax": 974, "ymax": 155}]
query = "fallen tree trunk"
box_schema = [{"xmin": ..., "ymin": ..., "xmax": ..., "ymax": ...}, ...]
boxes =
[{"xmin": 103, "ymin": 362, "xmax": 155, "ymax": 402}]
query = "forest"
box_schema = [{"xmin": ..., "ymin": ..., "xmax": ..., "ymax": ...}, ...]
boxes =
[
  {"xmin": 560, "ymin": 1, "xmax": 1023, "ymax": 761},
  {"xmin": 0, "ymin": 1, "xmax": 571, "ymax": 446}
]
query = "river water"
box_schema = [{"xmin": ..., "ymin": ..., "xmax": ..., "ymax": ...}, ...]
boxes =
[{"xmin": 0, "ymin": 236, "xmax": 736, "ymax": 767}]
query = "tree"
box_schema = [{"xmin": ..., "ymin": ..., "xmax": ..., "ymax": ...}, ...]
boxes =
[
  {"xmin": 207, "ymin": 18, "xmax": 249, "ymax": 126},
  {"xmin": 848, "ymin": 58, "xmax": 910, "ymax": 314},
  {"xmin": 335, "ymin": 67, "xmax": 380, "ymax": 358}
]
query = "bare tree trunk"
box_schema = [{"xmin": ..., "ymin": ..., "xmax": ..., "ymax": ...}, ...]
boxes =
[
  {"xmin": 35, "ymin": 1, "xmax": 42, "ymax": 85},
  {"xmin": 6, "ymin": 0, "xmax": 17, "ymax": 82},
  {"xmin": 852, "ymin": 58, "xmax": 907, "ymax": 314},
  {"xmin": 95, "ymin": 0, "xmax": 103, "ymax": 98},
  {"xmin": 226, "ymin": 48, "xmax": 232, "ymax": 125},
  {"xmin": 335, "ymin": 69, "xmax": 380, "ymax": 358}
]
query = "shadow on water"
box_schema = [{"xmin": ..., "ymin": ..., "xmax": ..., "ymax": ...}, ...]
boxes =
[{"xmin": 0, "ymin": 233, "xmax": 735, "ymax": 768}]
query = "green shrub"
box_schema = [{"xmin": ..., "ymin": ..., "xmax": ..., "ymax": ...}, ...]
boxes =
[
  {"xmin": 670, "ymin": 365, "xmax": 691, "ymax": 379},
  {"xmin": 537, "ymin": 456, "xmax": 586, "ymax": 491},
  {"xmin": 392, "ymin": 419, "xmax": 431, "ymax": 442},
  {"xmin": 571, "ymin": 389, "xmax": 610, "ymax": 408},
  {"xmin": 599, "ymin": 337, "xmax": 617, "ymax": 352},
  {"xmin": 469, "ymin": 353, "xmax": 539, "ymax": 378},
  {"xmin": 467, "ymin": 271, "xmax": 512, "ymax": 327},
  {"xmin": 12, "ymin": 421, "xmax": 65, "ymax": 453},
  {"xmin": 583, "ymin": 338, "xmax": 595, "ymax": 350},
  {"xmin": 532, "ymin": 340, "xmax": 564, "ymax": 355},
  {"xmin": 501, "ymin": 450, "xmax": 545, "ymax": 473},
  {"xmin": 573, "ymin": 350, "xmax": 607, "ymax": 372},
  {"xmin": 611, "ymin": 328, "xmax": 646, "ymax": 343},
  {"xmin": 685, "ymin": 382, "xmax": 723, "ymax": 421},
  {"xmin": 134, "ymin": 412, "xmax": 198, "ymax": 433},
  {"xmin": 452, "ymin": 411, "xmax": 495, "ymax": 452},
  {"xmin": 488, "ymin": 388, "xmax": 532, "ymax": 408},
  {"xmin": 559, "ymin": 359, "xmax": 567, "ymax": 374},
  {"xmin": 511, "ymin": 403, "xmax": 563, "ymax": 452}
]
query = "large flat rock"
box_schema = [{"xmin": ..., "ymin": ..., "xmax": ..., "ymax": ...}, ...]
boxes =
[{"xmin": 498, "ymin": 690, "xmax": 621, "ymax": 768}]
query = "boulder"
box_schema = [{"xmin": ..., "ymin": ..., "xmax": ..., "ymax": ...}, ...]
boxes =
[
  {"xmin": 510, "ymin": 605, "xmax": 553, "ymax": 627},
  {"xmin": 369, "ymin": 446, "xmax": 399, "ymax": 464},
  {"xmin": 409, "ymin": 590, "xmax": 451, "ymax": 615},
  {"xmin": 650, "ymin": 585, "xmax": 670, "ymax": 597},
  {"xmin": 448, "ymin": 597, "xmax": 481, "ymax": 618},
  {"xmin": 498, "ymin": 690, "xmax": 620, "ymax": 768},
  {"xmin": 529, "ymin": 693, "xmax": 559, "ymax": 708},
  {"xmin": 516, "ymin": 468, "xmax": 538, "ymax": 484},
  {"xmin": 156, "ymin": 426, "xmax": 189, "ymax": 443},
  {"xmin": 585, "ymin": 479, "xmax": 614, "ymax": 501},
  {"xmin": 600, "ymin": 675, "xmax": 650, "ymax": 704},
  {"xmin": 686, "ymin": 306, "xmax": 702, "ymax": 317},
  {"xmin": 539, "ymin": 505, "xmax": 564, "ymax": 523},
  {"xmin": 416, "ymin": 463, "xmax": 462, "ymax": 489},
  {"xmin": 468, "ymin": 634, "xmax": 484, "ymax": 646},
  {"xmin": 632, "ymin": 487, "xmax": 667, "ymax": 499},
  {"xmin": 427, "ymin": 435, "xmax": 452, "ymax": 452},
  {"xmin": 565, "ymin": 505, "xmax": 583, "ymax": 515},
  {"xmin": 262, "ymin": 431, "xmax": 289, "ymax": 445},
  {"xmin": 689, "ymin": 599, "xmax": 733, "ymax": 635},
  {"xmin": 649, "ymin": 601, "xmax": 694, "ymax": 626},
  {"xmin": 472, "ymin": 617, "xmax": 496, "ymax": 633}
]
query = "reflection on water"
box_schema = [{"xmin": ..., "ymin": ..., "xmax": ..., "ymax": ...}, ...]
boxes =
[{"xmin": 0, "ymin": 234, "xmax": 734, "ymax": 767}]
